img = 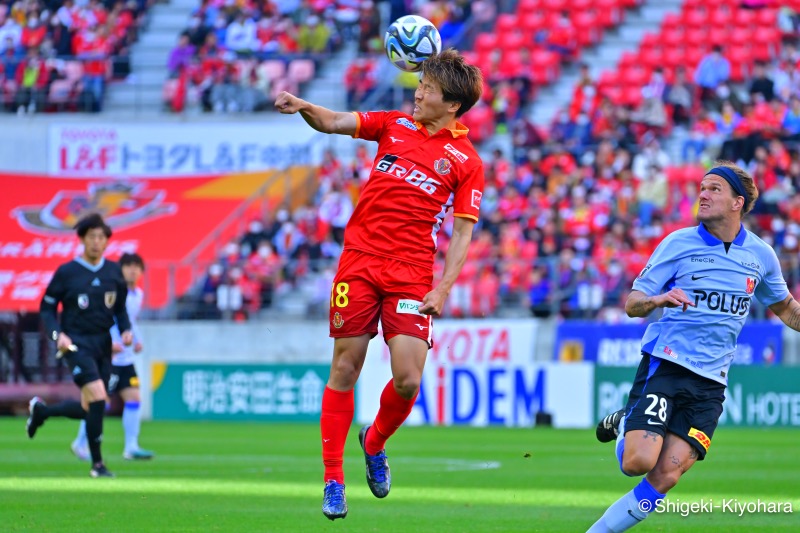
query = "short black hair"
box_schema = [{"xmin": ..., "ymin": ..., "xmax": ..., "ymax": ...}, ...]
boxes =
[
  {"xmin": 74, "ymin": 213, "xmax": 112, "ymax": 238},
  {"xmin": 119, "ymin": 252, "xmax": 145, "ymax": 270}
]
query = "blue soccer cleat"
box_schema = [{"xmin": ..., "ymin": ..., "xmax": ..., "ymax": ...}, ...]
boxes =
[
  {"xmin": 124, "ymin": 449, "xmax": 155, "ymax": 460},
  {"xmin": 322, "ymin": 480, "xmax": 347, "ymax": 520},
  {"xmin": 359, "ymin": 425, "xmax": 391, "ymax": 498},
  {"xmin": 596, "ymin": 409, "xmax": 625, "ymax": 443}
]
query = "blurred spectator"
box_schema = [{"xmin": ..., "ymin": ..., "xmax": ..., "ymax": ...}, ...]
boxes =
[
  {"xmin": 168, "ymin": 33, "xmax": 196, "ymax": 77},
  {"xmin": 15, "ymin": 48, "xmax": 49, "ymax": 113},
  {"xmin": 694, "ymin": 45, "xmax": 731, "ymax": 109},
  {"xmin": 225, "ymin": 12, "xmax": 257, "ymax": 56},
  {"xmin": 749, "ymin": 60, "xmax": 775, "ymax": 102},
  {"xmin": 296, "ymin": 15, "xmax": 329, "ymax": 54},
  {"xmin": 664, "ymin": 66, "xmax": 694, "ymax": 127}
]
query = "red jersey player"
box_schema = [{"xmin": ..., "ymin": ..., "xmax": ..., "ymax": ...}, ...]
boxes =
[{"xmin": 275, "ymin": 49, "xmax": 485, "ymax": 521}]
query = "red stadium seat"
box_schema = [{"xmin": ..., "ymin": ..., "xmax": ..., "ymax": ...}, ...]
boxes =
[
  {"xmin": 619, "ymin": 66, "xmax": 649, "ymax": 87},
  {"xmin": 621, "ymin": 86, "xmax": 642, "ymax": 107},
  {"xmin": 595, "ymin": 0, "xmax": 623, "ymax": 27},
  {"xmin": 516, "ymin": 0, "xmax": 542, "ymax": 16},
  {"xmin": 684, "ymin": 47, "xmax": 705, "ymax": 69},
  {"xmin": 733, "ymin": 9, "xmax": 756, "ymax": 27},
  {"xmin": 661, "ymin": 13, "xmax": 681, "ymax": 31},
  {"xmin": 520, "ymin": 13, "xmax": 546, "ymax": 34},
  {"xmin": 639, "ymin": 32, "xmax": 660, "ymax": 51},
  {"xmin": 682, "ymin": 9, "xmax": 707, "ymax": 28},
  {"xmin": 495, "ymin": 14, "xmax": 518, "ymax": 35},
  {"xmin": 474, "ymin": 33, "xmax": 498, "ymax": 54},
  {"xmin": 287, "ymin": 59, "xmax": 315, "ymax": 84},
  {"xmin": 683, "ymin": 27, "xmax": 706, "ymax": 49},
  {"xmin": 572, "ymin": 12, "xmax": 600, "ymax": 46},
  {"xmin": 259, "ymin": 60, "xmax": 286, "ymax": 80},
  {"xmin": 461, "ymin": 104, "xmax": 494, "ymax": 143},
  {"xmin": 638, "ymin": 48, "xmax": 663, "ymax": 71},
  {"xmin": 617, "ymin": 51, "xmax": 637, "ymax": 71},
  {"xmin": 756, "ymin": 8, "xmax": 777, "ymax": 27},
  {"xmin": 498, "ymin": 32, "xmax": 527, "ymax": 52},
  {"xmin": 727, "ymin": 46, "xmax": 752, "ymax": 82},
  {"xmin": 661, "ymin": 27, "xmax": 683, "ymax": 48},
  {"xmin": 530, "ymin": 50, "xmax": 559, "ymax": 84},
  {"xmin": 602, "ymin": 85, "xmax": 623, "ymax": 105},
  {"xmin": 709, "ymin": 8, "xmax": 732, "ymax": 26}
]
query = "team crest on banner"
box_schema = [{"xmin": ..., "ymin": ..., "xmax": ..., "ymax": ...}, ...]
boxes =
[
  {"xmin": 434, "ymin": 158, "xmax": 451, "ymax": 175},
  {"xmin": 12, "ymin": 182, "xmax": 176, "ymax": 235},
  {"xmin": 332, "ymin": 312, "xmax": 344, "ymax": 329},
  {"xmin": 746, "ymin": 277, "xmax": 756, "ymax": 294},
  {"xmin": 78, "ymin": 294, "xmax": 89, "ymax": 309},
  {"xmin": 104, "ymin": 291, "xmax": 116, "ymax": 308}
]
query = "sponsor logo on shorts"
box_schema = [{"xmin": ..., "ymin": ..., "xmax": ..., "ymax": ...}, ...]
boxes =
[
  {"xmin": 444, "ymin": 143, "xmax": 468, "ymax": 163},
  {"xmin": 78, "ymin": 294, "xmax": 89, "ymax": 309},
  {"xmin": 332, "ymin": 312, "xmax": 345, "ymax": 329},
  {"xmin": 434, "ymin": 158, "xmax": 451, "ymax": 175},
  {"xmin": 688, "ymin": 427, "xmax": 711, "ymax": 451},
  {"xmin": 746, "ymin": 277, "xmax": 756, "ymax": 294},
  {"xmin": 471, "ymin": 189, "xmax": 482, "ymax": 209},
  {"xmin": 396, "ymin": 118, "xmax": 418, "ymax": 131},
  {"xmin": 130, "ymin": 376, "xmax": 139, "ymax": 388},
  {"xmin": 396, "ymin": 299, "xmax": 425, "ymax": 316},
  {"xmin": 104, "ymin": 291, "xmax": 116, "ymax": 309},
  {"xmin": 73, "ymin": 366, "xmax": 82, "ymax": 375}
]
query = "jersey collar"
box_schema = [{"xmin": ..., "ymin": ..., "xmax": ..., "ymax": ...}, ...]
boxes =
[
  {"xmin": 74, "ymin": 257, "xmax": 106, "ymax": 272},
  {"xmin": 697, "ymin": 223, "xmax": 746, "ymax": 246},
  {"xmin": 417, "ymin": 120, "xmax": 470, "ymax": 138}
]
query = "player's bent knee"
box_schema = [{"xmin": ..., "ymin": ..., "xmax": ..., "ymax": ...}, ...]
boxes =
[
  {"xmin": 328, "ymin": 357, "xmax": 361, "ymax": 388},
  {"xmin": 622, "ymin": 449, "xmax": 657, "ymax": 476},
  {"xmin": 392, "ymin": 377, "xmax": 420, "ymax": 400}
]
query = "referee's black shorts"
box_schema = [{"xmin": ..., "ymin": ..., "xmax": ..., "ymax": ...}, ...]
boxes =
[{"xmin": 61, "ymin": 332, "xmax": 113, "ymax": 389}]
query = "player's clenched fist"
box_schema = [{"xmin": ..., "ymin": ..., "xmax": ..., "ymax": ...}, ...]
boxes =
[{"xmin": 275, "ymin": 91, "xmax": 304, "ymax": 114}]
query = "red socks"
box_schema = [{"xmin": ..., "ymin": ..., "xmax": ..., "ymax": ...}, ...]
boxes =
[
  {"xmin": 321, "ymin": 386, "xmax": 354, "ymax": 484},
  {"xmin": 365, "ymin": 380, "xmax": 417, "ymax": 455}
]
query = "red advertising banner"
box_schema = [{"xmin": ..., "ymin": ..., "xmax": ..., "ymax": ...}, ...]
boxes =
[{"xmin": 0, "ymin": 172, "xmax": 271, "ymax": 311}]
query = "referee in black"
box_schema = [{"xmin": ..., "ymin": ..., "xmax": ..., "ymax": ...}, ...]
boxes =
[{"xmin": 27, "ymin": 213, "xmax": 132, "ymax": 478}]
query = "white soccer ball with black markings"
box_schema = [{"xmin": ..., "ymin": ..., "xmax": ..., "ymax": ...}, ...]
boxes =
[{"xmin": 384, "ymin": 15, "xmax": 442, "ymax": 72}]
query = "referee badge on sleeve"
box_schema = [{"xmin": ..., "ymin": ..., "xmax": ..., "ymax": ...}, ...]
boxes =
[{"xmin": 104, "ymin": 291, "xmax": 117, "ymax": 308}]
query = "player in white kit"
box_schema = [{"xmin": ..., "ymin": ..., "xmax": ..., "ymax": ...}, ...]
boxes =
[{"xmin": 72, "ymin": 253, "xmax": 155, "ymax": 461}]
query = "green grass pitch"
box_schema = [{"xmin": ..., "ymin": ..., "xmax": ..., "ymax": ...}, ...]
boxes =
[{"xmin": 0, "ymin": 419, "xmax": 797, "ymax": 532}]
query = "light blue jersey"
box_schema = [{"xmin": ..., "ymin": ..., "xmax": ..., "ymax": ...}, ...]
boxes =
[
  {"xmin": 632, "ymin": 224, "xmax": 789, "ymax": 385},
  {"xmin": 111, "ymin": 286, "xmax": 143, "ymax": 367}
]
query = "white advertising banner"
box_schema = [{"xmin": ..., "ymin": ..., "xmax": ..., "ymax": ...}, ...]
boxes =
[
  {"xmin": 48, "ymin": 123, "xmax": 319, "ymax": 177},
  {"xmin": 357, "ymin": 319, "xmax": 594, "ymax": 428}
]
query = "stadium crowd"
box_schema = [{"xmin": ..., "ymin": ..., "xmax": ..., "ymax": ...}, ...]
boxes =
[
  {"xmin": 0, "ymin": 0, "xmax": 148, "ymax": 112},
  {"xmin": 187, "ymin": 15, "xmax": 800, "ymax": 322},
  {"xmin": 164, "ymin": 0, "xmax": 382, "ymax": 112}
]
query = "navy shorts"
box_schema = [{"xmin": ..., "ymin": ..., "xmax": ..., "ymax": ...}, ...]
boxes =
[
  {"xmin": 623, "ymin": 352, "xmax": 726, "ymax": 459},
  {"xmin": 109, "ymin": 364, "xmax": 139, "ymax": 394}
]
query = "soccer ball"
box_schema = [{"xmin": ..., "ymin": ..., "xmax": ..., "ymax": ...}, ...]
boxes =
[{"xmin": 384, "ymin": 15, "xmax": 442, "ymax": 72}]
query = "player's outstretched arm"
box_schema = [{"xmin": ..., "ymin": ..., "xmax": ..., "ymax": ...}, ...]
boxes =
[
  {"xmin": 419, "ymin": 217, "xmax": 476, "ymax": 316},
  {"xmin": 768, "ymin": 294, "xmax": 800, "ymax": 331},
  {"xmin": 625, "ymin": 288, "xmax": 695, "ymax": 318},
  {"xmin": 274, "ymin": 91, "xmax": 356, "ymax": 136}
]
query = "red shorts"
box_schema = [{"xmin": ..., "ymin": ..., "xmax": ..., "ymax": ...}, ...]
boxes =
[{"xmin": 329, "ymin": 249, "xmax": 433, "ymax": 346}]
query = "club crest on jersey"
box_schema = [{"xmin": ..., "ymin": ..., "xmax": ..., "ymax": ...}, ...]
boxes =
[
  {"xmin": 444, "ymin": 143, "xmax": 468, "ymax": 163},
  {"xmin": 434, "ymin": 158, "xmax": 451, "ymax": 175},
  {"xmin": 104, "ymin": 291, "xmax": 116, "ymax": 309},
  {"xmin": 332, "ymin": 312, "xmax": 345, "ymax": 329},
  {"xmin": 396, "ymin": 118, "xmax": 418, "ymax": 131},
  {"xmin": 746, "ymin": 277, "xmax": 756, "ymax": 294},
  {"xmin": 78, "ymin": 294, "xmax": 89, "ymax": 309}
]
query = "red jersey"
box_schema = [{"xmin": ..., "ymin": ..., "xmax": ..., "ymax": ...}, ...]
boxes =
[{"xmin": 346, "ymin": 110, "xmax": 484, "ymax": 269}]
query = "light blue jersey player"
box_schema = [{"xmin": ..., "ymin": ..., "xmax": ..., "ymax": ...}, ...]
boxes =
[
  {"xmin": 72, "ymin": 253, "xmax": 154, "ymax": 461},
  {"xmin": 588, "ymin": 163, "xmax": 800, "ymax": 533}
]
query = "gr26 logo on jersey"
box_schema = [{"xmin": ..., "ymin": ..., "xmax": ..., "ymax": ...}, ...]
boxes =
[{"xmin": 376, "ymin": 154, "xmax": 441, "ymax": 195}]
